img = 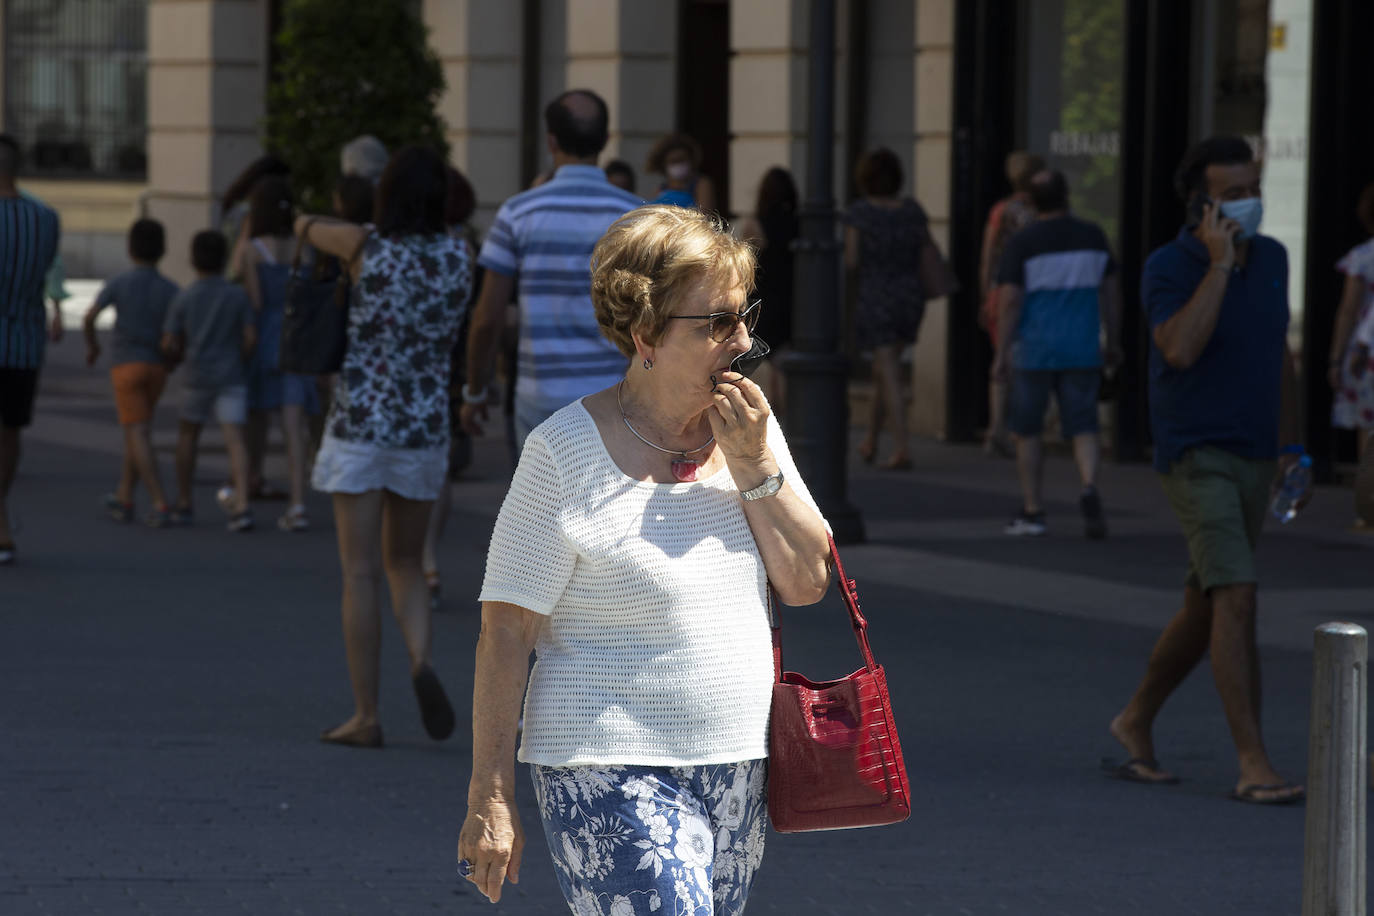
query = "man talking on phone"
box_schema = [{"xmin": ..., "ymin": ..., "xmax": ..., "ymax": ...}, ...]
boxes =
[{"xmin": 1107, "ymin": 136, "xmax": 1304, "ymax": 805}]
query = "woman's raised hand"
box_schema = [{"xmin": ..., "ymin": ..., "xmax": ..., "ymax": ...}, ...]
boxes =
[
  {"xmin": 457, "ymin": 797, "xmax": 525, "ymax": 903},
  {"xmin": 707, "ymin": 371, "xmax": 771, "ymax": 466}
]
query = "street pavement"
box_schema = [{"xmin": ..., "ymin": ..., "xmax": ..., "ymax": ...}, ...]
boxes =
[{"xmin": 5, "ymin": 339, "xmax": 1374, "ymax": 915}]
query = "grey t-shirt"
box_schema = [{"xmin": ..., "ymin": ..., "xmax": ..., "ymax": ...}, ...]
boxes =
[
  {"xmin": 93, "ymin": 266, "xmax": 180, "ymax": 366},
  {"xmin": 163, "ymin": 276, "xmax": 254, "ymax": 390}
]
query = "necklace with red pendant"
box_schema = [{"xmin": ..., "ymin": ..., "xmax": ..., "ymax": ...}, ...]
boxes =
[{"xmin": 617, "ymin": 380, "xmax": 714, "ymax": 482}]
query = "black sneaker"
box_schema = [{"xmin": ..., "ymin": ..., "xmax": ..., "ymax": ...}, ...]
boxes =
[
  {"xmin": 226, "ymin": 511, "xmax": 255, "ymax": 533},
  {"xmin": 1080, "ymin": 487, "xmax": 1108, "ymax": 539},
  {"xmin": 1004, "ymin": 511, "xmax": 1047, "ymax": 537}
]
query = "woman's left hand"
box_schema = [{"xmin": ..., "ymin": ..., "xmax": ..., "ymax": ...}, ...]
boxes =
[{"xmin": 707, "ymin": 372, "xmax": 771, "ymax": 465}]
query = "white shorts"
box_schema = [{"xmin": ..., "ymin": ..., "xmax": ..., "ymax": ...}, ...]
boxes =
[{"xmin": 310, "ymin": 433, "xmax": 447, "ymax": 501}]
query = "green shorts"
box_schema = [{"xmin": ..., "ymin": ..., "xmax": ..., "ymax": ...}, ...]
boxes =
[{"xmin": 1159, "ymin": 446, "xmax": 1276, "ymax": 592}]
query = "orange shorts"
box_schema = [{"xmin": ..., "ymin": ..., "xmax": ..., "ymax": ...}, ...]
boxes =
[{"xmin": 110, "ymin": 362, "xmax": 167, "ymax": 426}]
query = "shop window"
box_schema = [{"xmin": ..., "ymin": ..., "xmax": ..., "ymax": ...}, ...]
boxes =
[
  {"xmin": 3, "ymin": 0, "xmax": 148, "ymax": 179},
  {"xmin": 1021, "ymin": 0, "xmax": 1125, "ymax": 246}
]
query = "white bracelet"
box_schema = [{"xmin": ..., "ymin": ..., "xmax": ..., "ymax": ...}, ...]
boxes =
[{"xmin": 461, "ymin": 383, "xmax": 489, "ymax": 405}]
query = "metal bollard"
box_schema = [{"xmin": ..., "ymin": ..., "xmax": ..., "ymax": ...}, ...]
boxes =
[{"xmin": 1302, "ymin": 623, "xmax": 1368, "ymax": 916}]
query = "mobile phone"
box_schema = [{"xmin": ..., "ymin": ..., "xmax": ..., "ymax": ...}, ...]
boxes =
[{"xmin": 1186, "ymin": 193, "xmax": 1214, "ymax": 228}]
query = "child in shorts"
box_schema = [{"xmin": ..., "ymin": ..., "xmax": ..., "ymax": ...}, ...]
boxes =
[
  {"xmin": 160, "ymin": 230, "xmax": 257, "ymax": 532},
  {"xmin": 83, "ymin": 218, "xmax": 181, "ymax": 526}
]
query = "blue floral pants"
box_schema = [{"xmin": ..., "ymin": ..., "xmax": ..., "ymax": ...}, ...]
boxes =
[{"xmin": 531, "ymin": 758, "xmax": 768, "ymax": 916}]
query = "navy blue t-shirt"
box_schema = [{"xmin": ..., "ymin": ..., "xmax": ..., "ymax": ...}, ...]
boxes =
[
  {"xmin": 996, "ymin": 215, "xmax": 1116, "ymax": 370},
  {"xmin": 1144, "ymin": 228, "xmax": 1289, "ymax": 472}
]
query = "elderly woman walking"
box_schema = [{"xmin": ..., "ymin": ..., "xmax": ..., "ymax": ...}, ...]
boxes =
[{"xmin": 457, "ymin": 206, "xmax": 831, "ymax": 913}]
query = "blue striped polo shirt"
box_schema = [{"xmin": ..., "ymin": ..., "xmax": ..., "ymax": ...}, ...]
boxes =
[
  {"xmin": 0, "ymin": 195, "xmax": 61, "ymax": 369},
  {"xmin": 996, "ymin": 214, "xmax": 1116, "ymax": 370},
  {"xmin": 478, "ymin": 165, "xmax": 642, "ymax": 407}
]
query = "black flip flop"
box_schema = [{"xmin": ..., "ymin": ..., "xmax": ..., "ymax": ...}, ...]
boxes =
[
  {"xmin": 412, "ymin": 666, "xmax": 456, "ymax": 741},
  {"xmin": 1101, "ymin": 756, "xmax": 1180, "ymax": 785},
  {"xmin": 1230, "ymin": 783, "xmax": 1305, "ymax": 805}
]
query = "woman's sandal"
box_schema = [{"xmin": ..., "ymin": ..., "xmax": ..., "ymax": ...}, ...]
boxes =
[{"xmin": 412, "ymin": 665, "xmax": 456, "ymax": 741}]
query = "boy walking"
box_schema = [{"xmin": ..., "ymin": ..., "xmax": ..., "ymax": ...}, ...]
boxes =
[
  {"xmin": 160, "ymin": 231, "xmax": 256, "ymax": 531},
  {"xmin": 83, "ymin": 219, "xmax": 180, "ymax": 526}
]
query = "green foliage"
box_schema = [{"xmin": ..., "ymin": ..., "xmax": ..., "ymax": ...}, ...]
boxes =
[
  {"xmin": 263, "ymin": 0, "xmax": 448, "ymax": 214},
  {"xmin": 1058, "ymin": 0, "xmax": 1123, "ymax": 245}
]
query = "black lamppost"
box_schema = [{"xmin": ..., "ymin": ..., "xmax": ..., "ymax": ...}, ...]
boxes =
[{"xmin": 781, "ymin": 0, "xmax": 864, "ymax": 544}]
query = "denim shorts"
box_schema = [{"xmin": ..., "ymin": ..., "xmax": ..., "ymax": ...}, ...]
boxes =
[
  {"xmin": 182, "ymin": 384, "xmax": 247, "ymax": 426},
  {"xmin": 1007, "ymin": 368, "xmax": 1100, "ymax": 438},
  {"xmin": 531, "ymin": 758, "xmax": 767, "ymax": 916}
]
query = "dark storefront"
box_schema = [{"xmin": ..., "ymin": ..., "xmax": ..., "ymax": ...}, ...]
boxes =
[{"xmin": 947, "ymin": 0, "xmax": 1374, "ymax": 472}]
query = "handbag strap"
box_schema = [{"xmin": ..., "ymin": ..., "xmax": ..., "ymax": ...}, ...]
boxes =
[
  {"xmin": 770, "ymin": 533, "xmax": 880, "ymax": 683},
  {"xmin": 291, "ymin": 217, "xmax": 318, "ymax": 272}
]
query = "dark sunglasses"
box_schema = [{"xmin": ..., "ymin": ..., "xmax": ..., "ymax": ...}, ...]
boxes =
[{"xmin": 669, "ymin": 300, "xmax": 762, "ymax": 343}]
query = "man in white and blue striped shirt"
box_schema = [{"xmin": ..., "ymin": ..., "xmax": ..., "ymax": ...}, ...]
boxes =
[
  {"xmin": 0, "ymin": 134, "xmax": 62, "ymax": 563},
  {"xmin": 993, "ymin": 169, "xmax": 1122, "ymax": 539},
  {"xmin": 461, "ymin": 89, "xmax": 642, "ymax": 449}
]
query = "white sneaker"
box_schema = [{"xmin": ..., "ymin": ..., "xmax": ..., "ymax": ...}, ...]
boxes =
[
  {"xmin": 1004, "ymin": 512, "xmax": 1047, "ymax": 537},
  {"xmin": 277, "ymin": 505, "xmax": 309, "ymax": 532}
]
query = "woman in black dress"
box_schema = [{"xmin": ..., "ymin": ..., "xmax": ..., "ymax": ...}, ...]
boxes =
[{"xmin": 842, "ymin": 149, "xmax": 930, "ymax": 470}]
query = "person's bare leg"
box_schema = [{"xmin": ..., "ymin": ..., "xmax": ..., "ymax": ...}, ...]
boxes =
[
  {"xmin": 125, "ymin": 423, "xmax": 168, "ymax": 508},
  {"xmin": 872, "ymin": 345, "xmax": 909, "ymax": 464},
  {"xmin": 985, "ymin": 379, "xmax": 1010, "ymax": 453},
  {"xmin": 382, "ymin": 491, "xmax": 438, "ymax": 673},
  {"xmin": 1015, "ymin": 435, "xmax": 1045, "ymax": 514},
  {"xmin": 0, "ymin": 426, "xmax": 20, "ymax": 544},
  {"xmin": 219, "ymin": 422, "xmax": 251, "ymax": 514},
  {"xmin": 174, "ymin": 421, "xmax": 201, "ymax": 511},
  {"xmin": 422, "ymin": 481, "xmax": 451, "ymax": 583},
  {"xmin": 114, "ymin": 443, "xmax": 138, "ymax": 505},
  {"xmin": 1110, "ymin": 584, "xmax": 1212, "ymax": 779},
  {"xmin": 859, "ymin": 358, "xmax": 883, "ymax": 461},
  {"xmin": 1208, "ymin": 583, "xmax": 1301, "ymax": 799},
  {"xmin": 1071, "ymin": 433, "xmax": 1100, "ymax": 490},
  {"xmin": 245, "ymin": 408, "xmax": 268, "ymax": 493},
  {"xmin": 324, "ymin": 490, "xmax": 385, "ymax": 737},
  {"xmin": 281, "ymin": 404, "xmax": 307, "ymax": 509}
]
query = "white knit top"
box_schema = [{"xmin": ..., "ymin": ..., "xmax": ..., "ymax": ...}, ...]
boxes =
[{"xmin": 479, "ymin": 398, "xmax": 825, "ymax": 768}]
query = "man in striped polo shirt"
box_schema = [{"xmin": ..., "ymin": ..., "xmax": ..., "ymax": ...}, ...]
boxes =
[
  {"xmin": 0, "ymin": 134, "xmax": 62, "ymax": 564},
  {"xmin": 992, "ymin": 169, "xmax": 1122, "ymax": 539},
  {"xmin": 461, "ymin": 89, "xmax": 642, "ymax": 449}
]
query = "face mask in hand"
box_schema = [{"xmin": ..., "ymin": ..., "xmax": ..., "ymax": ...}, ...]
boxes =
[{"xmin": 1218, "ymin": 196, "xmax": 1263, "ymax": 240}]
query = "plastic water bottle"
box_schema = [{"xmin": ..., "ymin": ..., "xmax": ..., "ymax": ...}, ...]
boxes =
[{"xmin": 1270, "ymin": 454, "xmax": 1313, "ymax": 524}]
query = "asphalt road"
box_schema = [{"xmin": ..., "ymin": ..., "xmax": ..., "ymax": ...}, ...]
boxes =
[{"xmin": 4, "ymin": 342, "xmax": 1371, "ymax": 914}]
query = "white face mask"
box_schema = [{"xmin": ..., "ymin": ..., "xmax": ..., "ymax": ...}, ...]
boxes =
[
  {"xmin": 666, "ymin": 162, "xmax": 692, "ymax": 182},
  {"xmin": 1219, "ymin": 196, "xmax": 1263, "ymax": 240}
]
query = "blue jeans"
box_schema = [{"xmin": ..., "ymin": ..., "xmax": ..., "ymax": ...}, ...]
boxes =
[
  {"xmin": 531, "ymin": 759, "xmax": 768, "ymax": 915},
  {"xmin": 1007, "ymin": 368, "xmax": 1100, "ymax": 438}
]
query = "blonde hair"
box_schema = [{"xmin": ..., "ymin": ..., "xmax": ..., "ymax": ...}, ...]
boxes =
[{"xmin": 591, "ymin": 206, "xmax": 757, "ymax": 356}]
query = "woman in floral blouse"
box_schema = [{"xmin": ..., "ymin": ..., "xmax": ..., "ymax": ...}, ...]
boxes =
[{"xmin": 294, "ymin": 145, "xmax": 472, "ymax": 749}]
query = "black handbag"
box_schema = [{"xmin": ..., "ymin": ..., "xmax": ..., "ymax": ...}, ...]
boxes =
[{"xmin": 278, "ymin": 224, "xmax": 370, "ymax": 374}]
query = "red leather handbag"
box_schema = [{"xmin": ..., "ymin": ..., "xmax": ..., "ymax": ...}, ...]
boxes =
[{"xmin": 767, "ymin": 535, "xmax": 911, "ymax": 832}]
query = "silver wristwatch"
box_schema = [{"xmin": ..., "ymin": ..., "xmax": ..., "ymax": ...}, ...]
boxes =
[{"xmin": 741, "ymin": 471, "xmax": 784, "ymax": 501}]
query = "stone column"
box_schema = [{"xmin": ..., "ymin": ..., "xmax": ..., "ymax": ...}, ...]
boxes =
[
  {"xmin": 145, "ymin": 0, "xmax": 267, "ymax": 286},
  {"xmin": 909, "ymin": 0, "xmax": 955, "ymax": 438},
  {"xmin": 565, "ymin": 0, "xmax": 676, "ymax": 196},
  {"xmin": 425, "ymin": 0, "xmax": 526, "ymax": 228},
  {"xmin": 729, "ymin": 0, "xmax": 808, "ymax": 216}
]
